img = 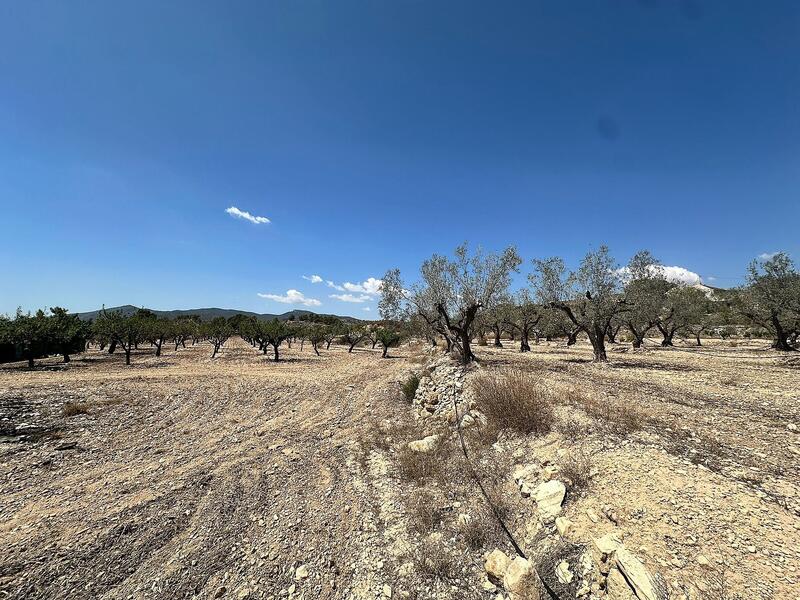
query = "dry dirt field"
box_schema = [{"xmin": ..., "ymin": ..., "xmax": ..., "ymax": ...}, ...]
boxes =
[{"xmin": 1, "ymin": 337, "xmax": 798, "ymax": 600}]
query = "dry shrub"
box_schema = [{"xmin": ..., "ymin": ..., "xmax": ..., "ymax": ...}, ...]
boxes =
[
  {"xmin": 62, "ymin": 401, "xmax": 90, "ymax": 417},
  {"xmin": 414, "ymin": 538, "xmax": 455, "ymax": 579},
  {"xmin": 560, "ymin": 447, "xmax": 593, "ymax": 496},
  {"xmin": 579, "ymin": 395, "xmax": 642, "ymax": 435},
  {"xmin": 458, "ymin": 505, "xmax": 503, "ymax": 550},
  {"xmin": 557, "ymin": 415, "xmax": 590, "ymax": 440},
  {"xmin": 407, "ymin": 490, "xmax": 444, "ymax": 534},
  {"xmin": 396, "ymin": 444, "xmax": 442, "ymax": 482},
  {"xmin": 473, "ymin": 370, "xmax": 555, "ymax": 436}
]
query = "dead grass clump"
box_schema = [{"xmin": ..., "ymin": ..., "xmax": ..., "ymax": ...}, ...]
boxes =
[
  {"xmin": 414, "ymin": 538, "xmax": 456, "ymax": 579},
  {"xmin": 580, "ymin": 395, "xmax": 642, "ymax": 435},
  {"xmin": 62, "ymin": 401, "xmax": 90, "ymax": 417},
  {"xmin": 473, "ymin": 370, "xmax": 555, "ymax": 436},
  {"xmin": 560, "ymin": 447, "xmax": 593, "ymax": 496},
  {"xmin": 407, "ymin": 490, "xmax": 444, "ymax": 534},
  {"xmin": 557, "ymin": 415, "xmax": 590, "ymax": 440},
  {"xmin": 396, "ymin": 444, "xmax": 442, "ymax": 482},
  {"xmin": 458, "ymin": 505, "xmax": 504, "ymax": 551}
]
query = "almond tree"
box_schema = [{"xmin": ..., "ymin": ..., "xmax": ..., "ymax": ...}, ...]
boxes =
[
  {"xmin": 47, "ymin": 307, "xmax": 88, "ymax": 363},
  {"xmin": 531, "ymin": 247, "xmax": 627, "ymax": 362},
  {"xmin": 205, "ymin": 317, "xmax": 233, "ymax": 358},
  {"xmin": 259, "ymin": 319, "xmax": 293, "ymax": 361},
  {"xmin": 94, "ymin": 310, "xmax": 143, "ymax": 365},
  {"xmin": 341, "ymin": 323, "xmax": 368, "ymax": 353}
]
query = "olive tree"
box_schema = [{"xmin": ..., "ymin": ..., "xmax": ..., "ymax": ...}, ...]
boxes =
[
  {"xmin": 503, "ymin": 289, "xmax": 542, "ymax": 352},
  {"xmin": 622, "ymin": 250, "xmax": 671, "ymax": 348},
  {"xmin": 737, "ymin": 252, "xmax": 800, "ymax": 351},
  {"xmin": 656, "ymin": 285, "xmax": 708, "ymax": 347},
  {"xmin": 410, "ymin": 243, "xmax": 521, "ymax": 364},
  {"xmin": 531, "ymin": 247, "xmax": 627, "ymax": 362},
  {"xmin": 47, "ymin": 307, "xmax": 87, "ymax": 362}
]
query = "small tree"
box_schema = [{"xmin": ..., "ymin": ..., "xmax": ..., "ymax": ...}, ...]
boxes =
[
  {"xmin": 5, "ymin": 309, "xmax": 48, "ymax": 368},
  {"xmin": 47, "ymin": 307, "xmax": 87, "ymax": 363},
  {"xmin": 307, "ymin": 324, "xmax": 326, "ymax": 356},
  {"xmin": 375, "ymin": 324, "xmax": 403, "ymax": 358},
  {"xmin": 341, "ymin": 323, "xmax": 368, "ymax": 353},
  {"xmin": 656, "ymin": 285, "xmax": 708, "ymax": 347},
  {"xmin": 531, "ymin": 247, "xmax": 627, "ymax": 362},
  {"xmin": 94, "ymin": 310, "xmax": 143, "ymax": 365},
  {"xmin": 260, "ymin": 319, "xmax": 293, "ymax": 361},
  {"xmin": 503, "ymin": 290, "xmax": 542, "ymax": 352},
  {"xmin": 205, "ymin": 317, "xmax": 233, "ymax": 358},
  {"xmin": 622, "ymin": 251, "xmax": 671, "ymax": 348},
  {"xmin": 738, "ymin": 253, "xmax": 800, "ymax": 351}
]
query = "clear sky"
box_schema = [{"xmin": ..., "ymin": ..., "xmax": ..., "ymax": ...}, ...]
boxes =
[{"xmin": 1, "ymin": 1, "xmax": 798, "ymax": 317}]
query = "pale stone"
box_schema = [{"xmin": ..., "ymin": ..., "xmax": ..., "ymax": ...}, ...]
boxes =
[
  {"xmin": 555, "ymin": 560, "xmax": 573, "ymax": 584},
  {"xmin": 485, "ymin": 549, "xmax": 511, "ymax": 583},
  {"xmin": 615, "ymin": 548, "xmax": 664, "ymax": 600},
  {"xmin": 407, "ymin": 434, "xmax": 440, "ymax": 453},
  {"xmin": 503, "ymin": 557, "xmax": 534, "ymax": 594},
  {"xmin": 593, "ymin": 532, "xmax": 623, "ymax": 555},
  {"xmin": 555, "ymin": 516, "xmax": 573, "ymax": 537},
  {"xmin": 532, "ymin": 480, "xmax": 566, "ymax": 519},
  {"xmin": 295, "ymin": 564, "xmax": 309, "ymax": 580}
]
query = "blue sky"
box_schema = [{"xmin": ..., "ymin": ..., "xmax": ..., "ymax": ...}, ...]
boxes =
[{"xmin": 1, "ymin": 1, "xmax": 798, "ymax": 317}]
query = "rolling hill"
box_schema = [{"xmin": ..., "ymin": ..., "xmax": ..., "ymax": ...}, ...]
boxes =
[{"xmin": 75, "ymin": 305, "xmax": 360, "ymax": 322}]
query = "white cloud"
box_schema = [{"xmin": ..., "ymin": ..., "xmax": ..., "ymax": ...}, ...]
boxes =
[
  {"xmin": 362, "ymin": 306, "xmax": 371, "ymax": 312},
  {"xmin": 342, "ymin": 277, "xmax": 383, "ymax": 295},
  {"xmin": 326, "ymin": 280, "xmax": 345, "ymax": 291},
  {"xmin": 661, "ymin": 266, "xmax": 702, "ymax": 285},
  {"xmin": 758, "ymin": 252, "xmax": 779, "ymax": 261},
  {"xmin": 226, "ymin": 206, "xmax": 270, "ymax": 225},
  {"xmin": 302, "ymin": 274, "xmax": 323, "ymax": 283},
  {"xmin": 616, "ymin": 265, "xmax": 702, "ymax": 285},
  {"xmin": 330, "ymin": 293, "xmax": 372, "ymax": 303},
  {"xmin": 258, "ymin": 289, "xmax": 321, "ymax": 307}
]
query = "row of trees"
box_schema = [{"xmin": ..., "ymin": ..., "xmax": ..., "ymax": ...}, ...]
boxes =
[
  {"xmin": 0, "ymin": 307, "xmax": 406, "ymax": 367},
  {"xmin": 381, "ymin": 246, "xmax": 800, "ymax": 364}
]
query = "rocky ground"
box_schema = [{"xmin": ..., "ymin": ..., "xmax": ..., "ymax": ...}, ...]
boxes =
[{"xmin": 1, "ymin": 337, "xmax": 798, "ymax": 599}]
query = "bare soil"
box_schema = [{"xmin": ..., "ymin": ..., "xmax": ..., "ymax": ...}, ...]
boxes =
[{"xmin": 1, "ymin": 337, "xmax": 798, "ymax": 599}]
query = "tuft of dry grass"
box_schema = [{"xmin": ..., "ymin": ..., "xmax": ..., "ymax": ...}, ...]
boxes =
[
  {"xmin": 396, "ymin": 443, "xmax": 443, "ymax": 482},
  {"xmin": 560, "ymin": 447, "xmax": 593, "ymax": 496},
  {"xmin": 414, "ymin": 538, "xmax": 455, "ymax": 579},
  {"xmin": 574, "ymin": 394, "xmax": 642, "ymax": 435},
  {"xmin": 407, "ymin": 490, "xmax": 444, "ymax": 534},
  {"xmin": 473, "ymin": 370, "xmax": 555, "ymax": 436},
  {"xmin": 62, "ymin": 401, "xmax": 90, "ymax": 417}
]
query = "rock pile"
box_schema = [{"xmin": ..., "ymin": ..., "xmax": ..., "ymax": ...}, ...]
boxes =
[{"xmin": 410, "ymin": 355, "xmax": 466, "ymax": 416}]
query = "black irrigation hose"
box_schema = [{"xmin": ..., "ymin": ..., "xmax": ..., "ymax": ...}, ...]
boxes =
[{"xmin": 451, "ymin": 383, "xmax": 527, "ymax": 560}]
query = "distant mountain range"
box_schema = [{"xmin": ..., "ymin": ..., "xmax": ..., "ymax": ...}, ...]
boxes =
[{"xmin": 76, "ymin": 305, "xmax": 361, "ymax": 322}]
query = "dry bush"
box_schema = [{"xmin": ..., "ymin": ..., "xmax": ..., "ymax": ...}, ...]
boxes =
[
  {"xmin": 473, "ymin": 370, "xmax": 555, "ymax": 436},
  {"xmin": 579, "ymin": 395, "xmax": 642, "ymax": 435},
  {"xmin": 414, "ymin": 538, "xmax": 456, "ymax": 579},
  {"xmin": 62, "ymin": 401, "xmax": 89, "ymax": 417},
  {"xmin": 396, "ymin": 443, "xmax": 443, "ymax": 482},
  {"xmin": 407, "ymin": 490, "xmax": 444, "ymax": 534},
  {"xmin": 557, "ymin": 415, "xmax": 590, "ymax": 440},
  {"xmin": 458, "ymin": 504, "xmax": 504, "ymax": 551},
  {"xmin": 560, "ymin": 447, "xmax": 593, "ymax": 496}
]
